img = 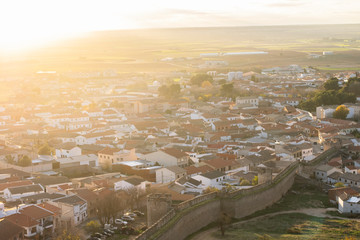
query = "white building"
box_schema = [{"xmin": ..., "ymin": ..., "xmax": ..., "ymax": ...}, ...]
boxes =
[
  {"xmin": 228, "ymin": 71, "xmax": 243, "ymax": 81},
  {"xmin": 4, "ymin": 184, "xmax": 44, "ymax": 202},
  {"xmin": 235, "ymin": 97, "xmax": 259, "ymax": 107},
  {"xmin": 56, "ymin": 144, "xmax": 82, "ymax": 158},
  {"xmin": 155, "ymin": 166, "xmax": 187, "ymax": 184},
  {"xmin": 114, "ymin": 177, "xmax": 150, "ymax": 191},
  {"xmin": 51, "ymin": 195, "xmax": 87, "ymax": 226},
  {"xmin": 338, "ymin": 195, "xmax": 360, "ymax": 214},
  {"xmin": 55, "ymin": 154, "xmax": 98, "ymax": 168},
  {"xmin": 192, "ymin": 171, "xmax": 227, "ymax": 190}
]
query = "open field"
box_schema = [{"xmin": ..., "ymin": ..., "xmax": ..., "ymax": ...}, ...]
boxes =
[
  {"xmin": 211, "ymin": 213, "xmax": 360, "ymax": 240},
  {"xmin": 1, "ymin": 24, "xmax": 360, "ymax": 76},
  {"xmin": 189, "ymin": 176, "xmax": 356, "ymax": 240}
]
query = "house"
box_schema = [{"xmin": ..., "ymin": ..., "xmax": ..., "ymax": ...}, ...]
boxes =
[
  {"xmin": 339, "ymin": 173, "xmax": 360, "ymax": 187},
  {"xmin": 203, "ymin": 158, "xmax": 240, "ymax": 172},
  {"xmin": 20, "ymin": 192, "xmax": 65, "ymax": 204},
  {"xmin": 184, "ymin": 165, "xmax": 214, "ymax": 177},
  {"xmin": 143, "ymin": 148, "xmax": 189, "ymax": 167},
  {"xmin": 4, "ymin": 184, "xmax": 45, "ymax": 202},
  {"xmin": 6, "ymin": 213, "xmax": 39, "ymax": 239},
  {"xmin": 114, "ymin": 177, "xmax": 150, "ymax": 191},
  {"xmin": 235, "ymin": 96, "xmax": 259, "ymax": 107},
  {"xmin": 155, "ymin": 166, "xmax": 187, "ymax": 183},
  {"xmin": 32, "ymin": 176, "xmax": 72, "ymax": 192},
  {"xmin": 327, "ymin": 172, "xmax": 343, "ymax": 185},
  {"xmin": 68, "ymin": 188, "xmax": 98, "ymax": 217},
  {"xmin": 192, "ymin": 171, "xmax": 227, "ymax": 190},
  {"xmin": 98, "ymin": 147, "xmax": 137, "ymax": 169},
  {"xmin": 55, "ymin": 154, "xmax": 98, "ymax": 168},
  {"xmin": 175, "ymin": 176, "xmax": 203, "ymax": 194},
  {"xmin": 0, "ymin": 218, "xmax": 25, "ymax": 240},
  {"xmin": 328, "ymin": 187, "xmax": 359, "ymax": 204},
  {"xmin": 345, "ymin": 165, "xmax": 358, "ymax": 174},
  {"xmin": 50, "ymin": 195, "xmax": 87, "ymax": 227},
  {"xmin": 20, "ymin": 205, "xmax": 57, "ymax": 237},
  {"xmin": 55, "ymin": 143, "xmax": 82, "ymax": 158},
  {"xmin": 314, "ymin": 165, "xmax": 341, "ymax": 182},
  {"xmin": 0, "ymin": 180, "xmax": 33, "ymax": 198},
  {"xmin": 338, "ymin": 193, "xmax": 360, "ymax": 214}
]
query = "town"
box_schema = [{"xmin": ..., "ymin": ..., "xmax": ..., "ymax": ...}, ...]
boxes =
[{"xmin": 0, "ymin": 59, "xmax": 359, "ymax": 239}]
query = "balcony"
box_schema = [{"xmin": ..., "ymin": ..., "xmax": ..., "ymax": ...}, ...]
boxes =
[
  {"xmin": 25, "ymin": 231, "xmax": 37, "ymax": 237},
  {"xmin": 43, "ymin": 220, "xmax": 54, "ymax": 228}
]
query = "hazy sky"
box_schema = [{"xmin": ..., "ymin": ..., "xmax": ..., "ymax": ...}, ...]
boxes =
[{"xmin": 1, "ymin": 0, "xmax": 359, "ymax": 50}]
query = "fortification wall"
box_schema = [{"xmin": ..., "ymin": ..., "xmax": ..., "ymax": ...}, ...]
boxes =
[
  {"xmin": 157, "ymin": 199, "xmax": 221, "ymax": 240},
  {"xmin": 136, "ymin": 162, "xmax": 299, "ymax": 240},
  {"xmin": 222, "ymin": 163, "xmax": 297, "ymax": 218}
]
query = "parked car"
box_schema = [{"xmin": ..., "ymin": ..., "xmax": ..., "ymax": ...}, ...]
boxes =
[
  {"xmin": 102, "ymin": 231, "xmax": 112, "ymax": 237},
  {"xmin": 124, "ymin": 212, "xmax": 137, "ymax": 218},
  {"xmin": 91, "ymin": 233, "xmax": 105, "ymax": 239},
  {"xmin": 121, "ymin": 215, "xmax": 135, "ymax": 222},
  {"xmin": 105, "ymin": 229, "xmax": 115, "ymax": 234},
  {"xmin": 115, "ymin": 218, "xmax": 128, "ymax": 225},
  {"xmin": 133, "ymin": 210, "xmax": 145, "ymax": 216}
]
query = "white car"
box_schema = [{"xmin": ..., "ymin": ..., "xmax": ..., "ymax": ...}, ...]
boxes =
[{"xmin": 115, "ymin": 218, "xmax": 128, "ymax": 225}]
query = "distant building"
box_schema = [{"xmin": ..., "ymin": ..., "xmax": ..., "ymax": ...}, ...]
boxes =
[
  {"xmin": 155, "ymin": 166, "xmax": 187, "ymax": 184},
  {"xmin": 228, "ymin": 71, "xmax": 243, "ymax": 81},
  {"xmin": 235, "ymin": 96, "xmax": 259, "ymax": 107}
]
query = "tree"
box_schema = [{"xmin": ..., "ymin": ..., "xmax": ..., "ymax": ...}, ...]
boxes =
[
  {"xmin": 18, "ymin": 155, "xmax": 31, "ymax": 167},
  {"xmin": 125, "ymin": 187, "xmax": 145, "ymax": 210},
  {"xmin": 38, "ymin": 144, "xmax": 54, "ymax": 155},
  {"xmin": 203, "ymin": 186, "xmax": 219, "ymax": 194},
  {"xmin": 220, "ymin": 83, "xmax": 236, "ymax": 99},
  {"xmin": 323, "ymin": 78, "xmax": 339, "ymax": 91},
  {"xmin": 240, "ymin": 179, "xmax": 251, "ymax": 186},
  {"xmin": 252, "ymin": 176, "xmax": 258, "ymax": 186},
  {"xmin": 334, "ymin": 182, "xmax": 345, "ymax": 188},
  {"xmin": 55, "ymin": 230, "xmax": 81, "ymax": 240},
  {"xmin": 333, "ymin": 105, "xmax": 349, "ymax": 119},
  {"xmin": 201, "ymin": 80, "xmax": 213, "ymax": 88},
  {"xmin": 85, "ymin": 220, "xmax": 101, "ymax": 234},
  {"xmin": 5, "ymin": 155, "xmax": 15, "ymax": 164},
  {"xmin": 96, "ymin": 191, "xmax": 126, "ymax": 225},
  {"xmin": 190, "ymin": 74, "xmax": 213, "ymax": 86},
  {"xmin": 158, "ymin": 84, "xmax": 181, "ymax": 99},
  {"xmin": 218, "ymin": 212, "xmax": 231, "ymax": 236}
]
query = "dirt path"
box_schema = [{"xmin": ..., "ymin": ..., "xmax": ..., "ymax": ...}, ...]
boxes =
[{"xmin": 190, "ymin": 208, "xmax": 350, "ymax": 240}]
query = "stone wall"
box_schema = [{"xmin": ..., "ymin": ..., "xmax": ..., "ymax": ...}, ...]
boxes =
[
  {"xmin": 135, "ymin": 162, "xmax": 299, "ymax": 240},
  {"xmin": 0, "ymin": 160, "xmax": 53, "ymax": 173}
]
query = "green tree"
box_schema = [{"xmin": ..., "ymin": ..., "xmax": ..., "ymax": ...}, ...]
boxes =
[
  {"xmin": 333, "ymin": 105, "xmax": 349, "ymax": 119},
  {"xmin": 323, "ymin": 78, "xmax": 339, "ymax": 91},
  {"xmin": 203, "ymin": 186, "xmax": 219, "ymax": 194},
  {"xmin": 158, "ymin": 84, "xmax": 181, "ymax": 99},
  {"xmin": 220, "ymin": 83, "xmax": 236, "ymax": 99},
  {"xmin": 18, "ymin": 155, "xmax": 32, "ymax": 167},
  {"xmin": 240, "ymin": 179, "xmax": 251, "ymax": 186},
  {"xmin": 252, "ymin": 176, "xmax": 258, "ymax": 186},
  {"xmin": 5, "ymin": 155, "xmax": 15, "ymax": 164},
  {"xmin": 334, "ymin": 182, "xmax": 345, "ymax": 188},
  {"xmin": 38, "ymin": 144, "xmax": 54, "ymax": 155},
  {"xmin": 190, "ymin": 74, "xmax": 213, "ymax": 86}
]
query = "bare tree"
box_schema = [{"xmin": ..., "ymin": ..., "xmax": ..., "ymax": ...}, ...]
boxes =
[
  {"xmin": 96, "ymin": 192, "xmax": 126, "ymax": 225},
  {"xmin": 218, "ymin": 212, "xmax": 231, "ymax": 236}
]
